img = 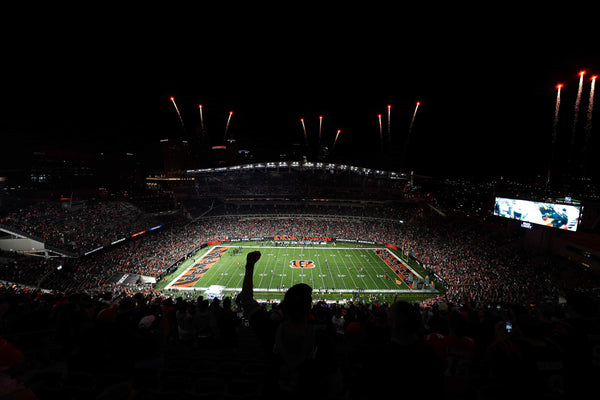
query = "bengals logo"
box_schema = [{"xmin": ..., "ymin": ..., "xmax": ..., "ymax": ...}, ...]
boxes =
[{"xmin": 290, "ymin": 260, "xmax": 315, "ymax": 269}]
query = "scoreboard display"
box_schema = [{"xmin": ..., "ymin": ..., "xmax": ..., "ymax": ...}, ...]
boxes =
[{"xmin": 493, "ymin": 197, "xmax": 581, "ymax": 232}]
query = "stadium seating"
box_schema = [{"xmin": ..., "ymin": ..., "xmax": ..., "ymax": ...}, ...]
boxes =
[{"xmin": 1, "ymin": 174, "xmax": 599, "ymax": 398}]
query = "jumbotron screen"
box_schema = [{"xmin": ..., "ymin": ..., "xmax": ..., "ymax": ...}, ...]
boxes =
[{"xmin": 493, "ymin": 197, "xmax": 581, "ymax": 232}]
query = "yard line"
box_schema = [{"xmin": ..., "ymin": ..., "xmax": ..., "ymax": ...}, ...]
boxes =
[
  {"xmin": 222, "ymin": 250, "xmax": 241, "ymax": 288},
  {"xmin": 179, "ymin": 245, "xmax": 423, "ymax": 294},
  {"xmin": 340, "ymin": 248, "xmax": 360, "ymax": 290},
  {"xmin": 361, "ymin": 251, "xmax": 382, "ymax": 289},
  {"xmin": 332, "ymin": 249, "xmax": 351, "ymax": 290},
  {"xmin": 276, "ymin": 247, "xmax": 286, "ymax": 290},
  {"xmin": 366, "ymin": 250, "xmax": 393, "ymax": 289},
  {"xmin": 330, "ymin": 251, "xmax": 343, "ymax": 290},
  {"xmin": 268, "ymin": 253, "xmax": 275, "ymax": 290},
  {"xmin": 346, "ymin": 250, "xmax": 370, "ymax": 289},
  {"xmin": 254, "ymin": 252, "xmax": 266, "ymax": 288}
]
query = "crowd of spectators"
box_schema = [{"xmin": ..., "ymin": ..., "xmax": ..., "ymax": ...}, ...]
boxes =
[
  {"xmin": 0, "ymin": 275, "xmax": 597, "ymax": 398},
  {"xmin": 2, "ymin": 202, "xmax": 597, "ymax": 308},
  {"xmin": 0, "ymin": 201, "xmax": 160, "ymax": 255},
  {"xmin": 0, "ymin": 195, "xmax": 599, "ymax": 398},
  {"xmin": 399, "ymin": 216, "xmax": 567, "ymax": 306}
]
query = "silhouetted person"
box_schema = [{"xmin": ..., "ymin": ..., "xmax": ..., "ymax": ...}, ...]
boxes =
[
  {"xmin": 236, "ymin": 251, "xmax": 340, "ymax": 399},
  {"xmin": 347, "ymin": 301, "xmax": 444, "ymax": 400}
]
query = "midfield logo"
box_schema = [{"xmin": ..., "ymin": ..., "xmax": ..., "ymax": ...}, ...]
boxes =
[{"xmin": 289, "ymin": 260, "xmax": 315, "ymax": 269}]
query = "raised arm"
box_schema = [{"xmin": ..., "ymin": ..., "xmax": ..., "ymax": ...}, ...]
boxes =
[
  {"xmin": 241, "ymin": 250, "xmax": 261, "ymax": 294},
  {"xmin": 236, "ymin": 250, "xmax": 261, "ymax": 318}
]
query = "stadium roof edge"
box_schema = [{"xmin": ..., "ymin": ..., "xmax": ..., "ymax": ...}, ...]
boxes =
[{"xmin": 186, "ymin": 161, "xmax": 411, "ymax": 180}]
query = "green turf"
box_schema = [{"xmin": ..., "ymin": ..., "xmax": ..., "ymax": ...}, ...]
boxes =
[
  {"xmin": 203, "ymin": 246, "xmax": 406, "ymax": 291},
  {"xmin": 161, "ymin": 243, "xmax": 439, "ymax": 301}
]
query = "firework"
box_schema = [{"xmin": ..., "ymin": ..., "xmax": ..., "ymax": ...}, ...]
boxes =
[
  {"xmin": 582, "ymin": 76, "xmax": 597, "ymax": 175},
  {"xmin": 319, "ymin": 115, "xmax": 323, "ymax": 145},
  {"xmin": 568, "ymin": 71, "xmax": 586, "ymax": 167},
  {"xmin": 573, "ymin": 71, "xmax": 586, "ymax": 134},
  {"xmin": 552, "ymin": 84, "xmax": 563, "ymax": 143},
  {"xmin": 300, "ymin": 118, "xmax": 308, "ymax": 146},
  {"xmin": 585, "ymin": 76, "xmax": 596, "ymax": 134},
  {"xmin": 378, "ymin": 114, "xmax": 383, "ymax": 151},
  {"xmin": 387, "ymin": 105, "xmax": 391, "ymax": 145},
  {"xmin": 333, "ymin": 129, "xmax": 341, "ymax": 150},
  {"xmin": 409, "ymin": 101, "xmax": 420, "ymax": 136},
  {"xmin": 198, "ymin": 104, "xmax": 205, "ymax": 131},
  {"xmin": 402, "ymin": 101, "xmax": 421, "ymax": 167},
  {"xmin": 547, "ymin": 84, "xmax": 563, "ymax": 185},
  {"xmin": 223, "ymin": 110, "xmax": 233, "ymax": 141},
  {"xmin": 170, "ymin": 96, "xmax": 185, "ymax": 131}
]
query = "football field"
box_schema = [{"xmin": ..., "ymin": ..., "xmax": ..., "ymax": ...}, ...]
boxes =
[{"xmin": 163, "ymin": 244, "xmax": 438, "ymax": 298}]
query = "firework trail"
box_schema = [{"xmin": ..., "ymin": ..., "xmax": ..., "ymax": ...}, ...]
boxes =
[
  {"xmin": 408, "ymin": 101, "xmax": 420, "ymax": 136},
  {"xmin": 170, "ymin": 96, "xmax": 185, "ymax": 131},
  {"xmin": 332, "ymin": 129, "xmax": 341, "ymax": 150},
  {"xmin": 300, "ymin": 118, "xmax": 308, "ymax": 146},
  {"xmin": 387, "ymin": 105, "xmax": 391, "ymax": 145},
  {"xmin": 585, "ymin": 75, "xmax": 596, "ymax": 135},
  {"xmin": 198, "ymin": 104, "xmax": 205, "ymax": 131},
  {"xmin": 378, "ymin": 114, "xmax": 383, "ymax": 151},
  {"xmin": 573, "ymin": 71, "xmax": 586, "ymax": 134},
  {"xmin": 223, "ymin": 110, "xmax": 233, "ymax": 141},
  {"xmin": 401, "ymin": 101, "xmax": 421, "ymax": 168},
  {"xmin": 318, "ymin": 115, "xmax": 323, "ymax": 145},
  {"xmin": 547, "ymin": 84, "xmax": 563, "ymax": 185},
  {"xmin": 552, "ymin": 84, "xmax": 562, "ymax": 143},
  {"xmin": 582, "ymin": 75, "xmax": 597, "ymax": 175},
  {"xmin": 568, "ymin": 71, "xmax": 586, "ymax": 168}
]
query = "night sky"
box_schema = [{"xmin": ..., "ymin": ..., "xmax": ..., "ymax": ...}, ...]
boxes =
[{"xmin": 2, "ymin": 6, "xmax": 599, "ymax": 179}]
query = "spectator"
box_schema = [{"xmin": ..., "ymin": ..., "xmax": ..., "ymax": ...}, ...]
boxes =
[
  {"xmin": 331, "ymin": 308, "xmax": 345, "ymax": 341},
  {"xmin": 0, "ymin": 336, "xmax": 35, "ymax": 400},
  {"xmin": 424, "ymin": 310, "xmax": 478, "ymax": 398},
  {"xmin": 552, "ymin": 291, "xmax": 600, "ymax": 397},
  {"xmin": 193, "ymin": 299, "xmax": 216, "ymax": 344},
  {"xmin": 345, "ymin": 301, "xmax": 444, "ymax": 399},
  {"xmin": 213, "ymin": 296, "xmax": 240, "ymax": 346},
  {"xmin": 237, "ymin": 251, "xmax": 341, "ymax": 398},
  {"xmin": 484, "ymin": 304, "xmax": 567, "ymax": 399},
  {"xmin": 175, "ymin": 300, "xmax": 194, "ymax": 344}
]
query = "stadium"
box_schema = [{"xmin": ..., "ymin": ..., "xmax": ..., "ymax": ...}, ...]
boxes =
[
  {"xmin": 1, "ymin": 158, "xmax": 599, "ymax": 399},
  {"xmin": 2, "ymin": 16, "xmax": 600, "ymax": 398}
]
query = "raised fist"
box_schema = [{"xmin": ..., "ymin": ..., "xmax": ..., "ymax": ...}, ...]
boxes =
[{"xmin": 246, "ymin": 250, "xmax": 261, "ymax": 266}]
